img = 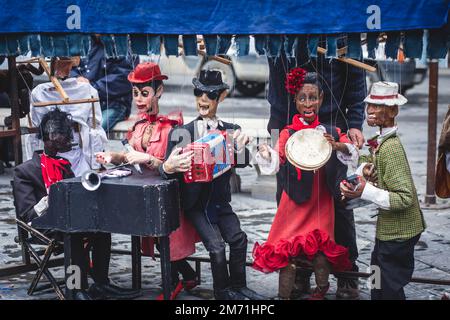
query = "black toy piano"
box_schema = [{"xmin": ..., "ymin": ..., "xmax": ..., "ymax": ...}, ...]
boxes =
[{"xmin": 33, "ymin": 169, "xmax": 181, "ymax": 299}]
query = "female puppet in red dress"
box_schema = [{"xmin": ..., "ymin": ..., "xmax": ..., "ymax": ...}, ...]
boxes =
[
  {"xmin": 253, "ymin": 69, "xmax": 355, "ymax": 300},
  {"xmin": 96, "ymin": 62, "xmax": 199, "ymax": 299}
]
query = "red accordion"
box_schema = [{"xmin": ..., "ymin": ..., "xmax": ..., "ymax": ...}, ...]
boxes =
[{"xmin": 182, "ymin": 131, "xmax": 235, "ymax": 183}]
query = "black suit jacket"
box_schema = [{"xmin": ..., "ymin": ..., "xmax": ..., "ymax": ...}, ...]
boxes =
[
  {"xmin": 159, "ymin": 118, "xmax": 250, "ymax": 212},
  {"xmin": 13, "ymin": 151, "xmax": 74, "ymax": 223}
]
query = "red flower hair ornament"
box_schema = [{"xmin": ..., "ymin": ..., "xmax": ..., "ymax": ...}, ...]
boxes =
[{"xmin": 285, "ymin": 67, "xmax": 307, "ymax": 95}]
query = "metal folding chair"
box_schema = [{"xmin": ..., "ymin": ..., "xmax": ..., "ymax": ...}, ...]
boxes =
[{"xmin": 11, "ymin": 181, "xmax": 65, "ymax": 300}]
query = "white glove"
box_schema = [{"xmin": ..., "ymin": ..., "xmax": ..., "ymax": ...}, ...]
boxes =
[
  {"xmin": 233, "ymin": 129, "xmax": 250, "ymax": 152},
  {"xmin": 34, "ymin": 196, "xmax": 49, "ymax": 217},
  {"xmin": 162, "ymin": 148, "xmax": 194, "ymax": 174},
  {"xmin": 257, "ymin": 143, "xmax": 272, "ymax": 161}
]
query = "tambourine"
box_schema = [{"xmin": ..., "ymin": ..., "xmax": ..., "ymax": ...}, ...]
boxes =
[{"xmin": 285, "ymin": 128, "xmax": 332, "ymax": 171}]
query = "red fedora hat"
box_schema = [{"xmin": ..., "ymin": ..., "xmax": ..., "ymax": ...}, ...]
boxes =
[{"xmin": 128, "ymin": 62, "xmax": 168, "ymax": 83}]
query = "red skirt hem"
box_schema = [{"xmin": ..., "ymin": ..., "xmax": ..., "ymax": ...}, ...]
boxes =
[{"xmin": 252, "ymin": 229, "xmax": 352, "ymax": 273}]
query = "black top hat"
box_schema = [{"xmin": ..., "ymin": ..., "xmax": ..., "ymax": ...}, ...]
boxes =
[{"xmin": 192, "ymin": 70, "xmax": 229, "ymax": 91}]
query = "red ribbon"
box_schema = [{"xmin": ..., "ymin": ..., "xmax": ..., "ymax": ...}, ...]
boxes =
[
  {"xmin": 369, "ymin": 94, "xmax": 398, "ymax": 99},
  {"xmin": 140, "ymin": 113, "xmax": 179, "ymax": 125},
  {"xmin": 40, "ymin": 153, "xmax": 70, "ymax": 189},
  {"xmin": 366, "ymin": 138, "xmax": 379, "ymax": 149},
  {"xmin": 140, "ymin": 113, "xmax": 158, "ymax": 123}
]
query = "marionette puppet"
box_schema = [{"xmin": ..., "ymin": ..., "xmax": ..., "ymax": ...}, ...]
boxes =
[
  {"xmin": 253, "ymin": 69, "xmax": 356, "ymax": 300},
  {"xmin": 28, "ymin": 56, "xmax": 107, "ymax": 177},
  {"xmin": 96, "ymin": 62, "xmax": 199, "ymax": 299},
  {"xmin": 160, "ymin": 70, "xmax": 264, "ymax": 300},
  {"xmin": 435, "ymin": 105, "xmax": 450, "ymax": 198},
  {"xmin": 13, "ymin": 109, "xmax": 139, "ymax": 300},
  {"xmin": 340, "ymin": 81, "xmax": 426, "ymax": 300}
]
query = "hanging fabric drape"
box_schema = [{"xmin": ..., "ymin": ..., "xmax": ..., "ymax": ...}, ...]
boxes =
[
  {"xmin": 0, "ymin": 0, "xmax": 448, "ymax": 59},
  {"xmin": 0, "ymin": 32, "xmax": 448, "ymax": 59}
]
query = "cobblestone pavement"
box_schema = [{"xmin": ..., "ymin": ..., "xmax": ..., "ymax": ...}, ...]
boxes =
[{"xmin": 0, "ymin": 74, "xmax": 449, "ymax": 300}]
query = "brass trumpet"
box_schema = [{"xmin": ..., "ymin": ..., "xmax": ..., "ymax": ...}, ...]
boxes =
[{"xmin": 81, "ymin": 163, "xmax": 132, "ymax": 191}]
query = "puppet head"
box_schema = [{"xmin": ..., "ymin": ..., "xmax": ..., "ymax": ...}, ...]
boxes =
[
  {"xmin": 286, "ymin": 70, "xmax": 324, "ymax": 123},
  {"xmin": 38, "ymin": 108, "xmax": 74, "ymax": 156},
  {"xmin": 192, "ymin": 70, "xmax": 229, "ymax": 119},
  {"xmin": 128, "ymin": 62, "xmax": 168, "ymax": 117},
  {"xmin": 50, "ymin": 57, "xmax": 79, "ymax": 80},
  {"xmin": 364, "ymin": 81, "xmax": 407, "ymax": 128}
]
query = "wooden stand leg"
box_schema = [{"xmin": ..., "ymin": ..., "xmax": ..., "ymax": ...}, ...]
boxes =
[
  {"xmin": 159, "ymin": 236, "xmax": 171, "ymax": 300},
  {"xmin": 131, "ymin": 236, "xmax": 142, "ymax": 290},
  {"xmin": 63, "ymin": 234, "xmax": 73, "ymax": 300}
]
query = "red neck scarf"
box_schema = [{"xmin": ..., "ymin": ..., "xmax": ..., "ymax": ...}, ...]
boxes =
[
  {"xmin": 140, "ymin": 113, "xmax": 178, "ymax": 125},
  {"xmin": 40, "ymin": 153, "xmax": 70, "ymax": 189},
  {"xmin": 140, "ymin": 113, "xmax": 159, "ymax": 123},
  {"xmin": 285, "ymin": 114, "xmax": 320, "ymax": 181},
  {"xmin": 286, "ymin": 114, "xmax": 320, "ymax": 131}
]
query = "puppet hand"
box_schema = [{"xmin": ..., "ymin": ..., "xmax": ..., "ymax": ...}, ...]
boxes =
[
  {"xmin": 362, "ymin": 163, "xmax": 375, "ymax": 180},
  {"xmin": 163, "ymin": 148, "xmax": 194, "ymax": 174},
  {"xmin": 340, "ymin": 176, "xmax": 366, "ymax": 199},
  {"xmin": 233, "ymin": 129, "xmax": 250, "ymax": 152},
  {"xmin": 348, "ymin": 128, "xmax": 365, "ymax": 149},
  {"xmin": 257, "ymin": 143, "xmax": 272, "ymax": 161},
  {"xmin": 324, "ymin": 133, "xmax": 337, "ymax": 149},
  {"xmin": 34, "ymin": 196, "xmax": 49, "ymax": 217},
  {"xmin": 95, "ymin": 152, "xmax": 113, "ymax": 164},
  {"xmin": 125, "ymin": 150, "xmax": 151, "ymax": 165}
]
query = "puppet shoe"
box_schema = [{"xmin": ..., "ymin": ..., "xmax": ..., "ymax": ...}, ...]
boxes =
[
  {"xmin": 73, "ymin": 290, "xmax": 93, "ymax": 300},
  {"xmin": 215, "ymin": 288, "xmax": 248, "ymax": 300},
  {"xmin": 234, "ymin": 286, "xmax": 266, "ymax": 300},
  {"xmin": 308, "ymin": 283, "xmax": 330, "ymax": 300},
  {"xmin": 336, "ymin": 278, "xmax": 360, "ymax": 300},
  {"xmin": 182, "ymin": 278, "xmax": 199, "ymax": 291},
  {"xmin": 88, "ymin": 282, "xmax": 141, "ymax": 300},
  {"xmin": 156, "ymin": 280, "xmax": 185, "ymax": 300}
]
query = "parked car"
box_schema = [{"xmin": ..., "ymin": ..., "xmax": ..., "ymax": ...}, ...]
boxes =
[
  {"xmin": 155, "ymin": 36, "xmax": 269, "ymax": 97},
  {"xmin": 363, "ymin": 42, "xmax": 427, "ymax": 95}
]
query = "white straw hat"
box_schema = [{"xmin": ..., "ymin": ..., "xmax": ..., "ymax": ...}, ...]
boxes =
[{"xmin": 364, "ymin": 81, "xmax": 407, "ymax": 106}]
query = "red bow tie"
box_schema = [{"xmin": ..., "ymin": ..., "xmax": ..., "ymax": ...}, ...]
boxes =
[{"xmin": 366, "ymin": 138, "xmax": 379, "ymax": 149}]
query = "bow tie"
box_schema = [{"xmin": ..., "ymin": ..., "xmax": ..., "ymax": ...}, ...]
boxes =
[
  {"xmin": 200, "ymin": 117, "xmax": 219, "ymax": 130},
  {"xmin": 366, "ymin": 138, "xmax": 379, "ymax": 150}
]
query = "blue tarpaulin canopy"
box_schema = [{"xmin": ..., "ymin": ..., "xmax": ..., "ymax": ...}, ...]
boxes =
[{"xmin": 0, "ymin": 0, "xmax": 449, "ymax": 58}]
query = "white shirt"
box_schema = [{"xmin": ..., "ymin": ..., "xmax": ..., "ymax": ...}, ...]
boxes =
[
  {"xmin": 196, "ymin": 117, "xmax": 223, "ymax": 138},
  {"xmin": 357, "ymin": 126, "xmax": 398, "ymax": 210},
  {"xmin": 26, "ymin": 78, "xmax": 107, "ymax": 176}
]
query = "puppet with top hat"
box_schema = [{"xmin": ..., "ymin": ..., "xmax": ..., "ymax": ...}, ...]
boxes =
[{"xmin": 160, "ymin": 70, "xmax": 264, "ymax": 300}]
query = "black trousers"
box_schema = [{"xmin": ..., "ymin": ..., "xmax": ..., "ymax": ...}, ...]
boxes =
[
  {"xmin": 86, "ymin": 232, "xmax": 112, "ymax": 286},
  {"xmin": 185, "ymin": 203, "xmax": 248, "ymax": 289},
  {"xmin": 41, "ymin": 230, "xmax": 110, "ymax": 290},
  {"xmin": 370, "ymin": 234, "xmax": 421, "ymax": 300},
  {"xmin": 334, "ymin": 200, "xmax": 359, "ymax": 270},
  {"xmin": 155, "ymin": 242, "xmax": 196, "ymax": 285}
]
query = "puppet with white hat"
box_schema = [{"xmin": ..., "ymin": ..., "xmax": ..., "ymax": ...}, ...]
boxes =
[{"xmin": 340, "ymin": 81, "xmax": 426, "ymax": 300}]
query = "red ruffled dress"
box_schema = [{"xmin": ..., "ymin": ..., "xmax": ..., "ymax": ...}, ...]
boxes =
[
  {"xmin": 130, "ymin": 112, "xmax": 200, "ymax": 261},
  {"xmin": 252, "ymin": 115, "xmax": 352, "ymax": 273}
]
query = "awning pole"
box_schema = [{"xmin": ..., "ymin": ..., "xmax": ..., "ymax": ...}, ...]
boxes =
[
  {"xmin": 7, "ymin": 56, "xmax": 23, "ymax": 166},
  {"xmin": 425, "ymin": 60, "xmax": 438, "ymax": 205}
]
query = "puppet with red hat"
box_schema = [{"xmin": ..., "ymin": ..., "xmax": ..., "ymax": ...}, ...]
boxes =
[{"xmin": 96, "ymin": 62, "xmax": 199, "ymax": 299}]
